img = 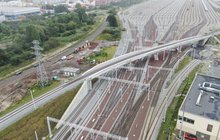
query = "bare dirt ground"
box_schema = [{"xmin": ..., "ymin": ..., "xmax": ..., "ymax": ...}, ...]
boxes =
[
  {"xmin": 0, "ymin": 40, "xmax": 117, "ymax": 113},
  {"xmin": 0, "ymin": 74, "xmax": 37, "ymax": 111}
]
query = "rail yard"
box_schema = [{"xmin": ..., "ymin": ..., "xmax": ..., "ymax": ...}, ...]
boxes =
[
  {"xmin": 51, "ymin": 0, "xmax": 220, "ymax": 140},
  {"xmin": 1, "ymin": 0, "xmax": 220, "ymax": 139}
]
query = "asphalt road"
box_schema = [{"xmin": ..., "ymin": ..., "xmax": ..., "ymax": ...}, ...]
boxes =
[{"xmin": 0, "ymin": 20, "xmax": 108, "ymax": 88}]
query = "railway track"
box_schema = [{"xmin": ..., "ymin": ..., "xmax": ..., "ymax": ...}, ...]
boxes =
[
  {"xmin": 146, "ymin": 59, "xmax": 201, "ymax": 140},
  {"xmin": 50, "ymin": 0, "xmax": 219, "ymax": 139}
]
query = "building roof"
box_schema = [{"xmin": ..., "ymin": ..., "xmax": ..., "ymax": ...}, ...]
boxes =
[
  {"xmin": 1, "ymin": 7, "xmax": 40, "ymax": 16},
  {"xmin": 62, "ymin": 67, "xmax": 80, "ymax": 73},
  {"xmin": 33, "ymin": 0, "xmax": 66, "ymax": 5},
  {"xmin": 181, "ymin": 74, "xmax": 220, "ymax": 121}
]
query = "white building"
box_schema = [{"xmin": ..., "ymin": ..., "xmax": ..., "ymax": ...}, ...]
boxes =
[
  {"xmin": 176, "ymin": 74, "xmax": 220, "ymax": 140},
  {"xmin": 0, "ymin": 0, "xmax": 23, "ymax": 7},
  {"xmin": 33, "ymin": 0, "xmax": 66, "ymax": 5},
  {"xmin": 95, "ymin": 0, "xmax": 119, "ymax": 6},
  {"xmin": 0, "ymin": 15, "xmax": 6, "ymax": 23},
  {"xmin": 1, "ymin": 7, "xmax": 40, "ymax": 20},
  {"xmin": 61, "ymin": 67, "xmax": 80, "ymax": 77}
]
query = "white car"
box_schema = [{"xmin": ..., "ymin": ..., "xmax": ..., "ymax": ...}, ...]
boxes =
[{"xmin": 61, "ymin": 56, "xmax": 67, "ymax": 60}]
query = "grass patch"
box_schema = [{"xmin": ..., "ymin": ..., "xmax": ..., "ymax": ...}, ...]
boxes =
[
  {"xmin": 96, "ymin": 27, "xmax": 121, "ymax": 41},
  {"xmin": 0, "ymin": 81, "xmax": 60, "ymax": 117},
  {"xmin": 157, "ymin": 64, "xmax": 202, "ymax": 140},
  {"xmin": 175, "ymin": 56, "xmax": 192, "ymax": 73},
  {"xmin": 96, "ymin": 32, "xmax": 113, "ymax": 40},
  {"xmin": 206, "ymin": 37, "xmax": 217, "ymax": 45},
  {"xmin": 86, "ymin": 46, "xmax": 116, "ymax": 63},
  {"xmin": 157, "ymin": 96, "xmax": 181, "ymax": 140},
  {"xmin": 0, "ymin": 86, "xmax": 80, "ymax": 140},
  {"xmin": 96, "ymin": 14, "xmax": 122, "ymax": 41}
]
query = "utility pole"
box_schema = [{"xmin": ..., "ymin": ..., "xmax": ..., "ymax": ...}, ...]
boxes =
[
  {"xmin": 35, "ymin": 131, "xmax": 39, "ymax": 140},
  {"xmin": 32, "ymin": 40, "xmax": 49, "ymax": 87},
  {"xmin": 29, "ymin": 89, "xmax": 37, "ymax": 110}
]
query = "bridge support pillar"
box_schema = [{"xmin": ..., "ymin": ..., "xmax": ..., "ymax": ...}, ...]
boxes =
[
  {"xmin": 214, "ymin": 36, "xmax": 220, "ymax": 44},
  {"xmin": 98, "ymin": 90, "xmax": 101, "ymax": 111},
  {"xmin": 163, "ymin": 50, "xmax": 166, "ymax": 60},
  {"xmin": 177, "ymin": 46, "xmax": 182, "ymax": 53},
  {"xmin": 153, "ymin": 53, "xmax": 159, "ymax": 61},
  {"xmin": 147, "ymin": 66, "xmax": 150, "ymax": 81},
  {"xmin": 103, "ymin": 135, "xmax": 108, "ymax": 140},
  {"xmin": 192, "ymin": 44, "xmax": 197, "ymax": 59},
  {"xmin": 108, "ymin": 78, "xmax": 113, "ymax": 93},
  {"xmin": 119, "ymin": 86, "xmax": 123, "ymax": 102},
  {"xmin": 115, "ymin": 68, "xmax": 118, "ymax": 78},
  {"xmin": 90, "ymin": 133, "xmax": 94, "ymax": 139},
  {"xmin": 201, "ymin": 38, "xmax": 209, "ymax": 46},
  {"xmin": 47, "ymin": 117, "xmax": 53, "ymax": 138},
  {"xmin": 128, "ymin": 63, "xmax": 133, "ymax": 71},
  {"xmin": 86, "ymin": 78, "xmax": 92, "ymax": 91},
  {"xmin": 147, "ymin": 86, "xmax": 150, "ymax": 101}
]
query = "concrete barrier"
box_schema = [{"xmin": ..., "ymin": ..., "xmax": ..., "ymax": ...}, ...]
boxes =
[{"xmin": 56, "ymin": 81, "xmax": 88, "ymax": 128}]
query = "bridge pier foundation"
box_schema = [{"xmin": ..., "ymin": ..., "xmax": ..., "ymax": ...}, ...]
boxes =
[
  {"xmin": 90, "ymin": 133, "xmax": 94, "ymax": 139},
  {"xmin": 163, "ymin": 50, "xmax": 166, "ymax": 60},
  {"xmin": 86, "ymin": 79, "xmax": 92, "ymax": 91},
  {"xmin": 128, "ymin": 63, "xmax": 134, "ymax": 71},
  {"xmin": 119, "ymin": 86, "xmax": 123, "ymax": 102},
  {"xmin": 108, "ymin": 78, "xmax": 113, "ymax": 93},
  {"xmin": 103, "ymin": 136, "xmax": 108, "ymax": 140},
  {"xmin": 192, "ymin": 43, "xmax": 197, "ymax": 59},
  {"xmin": 214, "ymin": 36, "xmax": 220, "ymax": 44},
  {"xmin": 153, "ymin": 53, "xmax": 159, "ymax": 60},
  {"xmin": 146, "ymin": 66, "xmax": 150, "ymax": 81},
  {"xmin": 201, "ymin": 38, "xmax": 209, "ymax": 46},
  {"xmin": 177, "ymin": 46, "xmax": 182, "ymax": 53}
]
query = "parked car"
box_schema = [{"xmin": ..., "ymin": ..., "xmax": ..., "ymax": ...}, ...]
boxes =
[
  {"xmin": 32, "ymin": 63, "xmax": 38, "ymax": 67},
  {"xmin": 61, "ymin": 56, "xmax": 67, "ymax": 60},
  {"xmin": 184, "ymin": 133, "xmax": 197, "ymax": 140},
  {"xmin": 15, "ymin": 71, "xmax": 23, "ymax": 76}
]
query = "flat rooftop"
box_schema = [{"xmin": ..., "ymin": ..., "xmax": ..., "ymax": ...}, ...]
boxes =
[
  {"xmin": 62, "ymin": 67, "xmax": 80, "ymax": 73},
  {"xmin": 1, "ymin": 7, "xmax": 40, "ymax": 16},
  {"xmin": 181, "ymin": 74, "xmax": 220, "ymax": 121}
]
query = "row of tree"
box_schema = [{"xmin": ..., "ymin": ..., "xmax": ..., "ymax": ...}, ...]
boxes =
[
  {"xmin": 0, "ymin": 4, "xmax": 95, "ymax": 67},
  {"xmin": 104, "ymin": 9, "xmax": 121, "ymax": 41}
]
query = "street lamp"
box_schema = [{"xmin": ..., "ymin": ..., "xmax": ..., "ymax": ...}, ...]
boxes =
[{"xmin": 29, "ymin": 89, "xmax": 37, "ymax": 110}]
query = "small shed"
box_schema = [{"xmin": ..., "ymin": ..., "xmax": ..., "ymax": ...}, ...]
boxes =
[{"xmin": 61, "ymin": 67, "xmax": 80, "ymax": 77}]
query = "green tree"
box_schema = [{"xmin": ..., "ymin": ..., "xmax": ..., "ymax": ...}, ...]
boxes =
[
  {"xmin": 10, "ymin": 55, "xmax": 22, "ymax": 65},
  {"xmin": 45, "ymin": 4, "xmax": 54, "ymax": 9},
  {"xmin": 107, "ymin": 14, "xmax": 118, "ymax": 27},
  {"xmin": 67, "ymin": 21, "xmax": 77, "ymax": 30},
  {"xmin": 57, "ymin": 23, "xmax": 66, "ymax": 33},
  {"xmin": 54, "ymin": 5, "xmax": 69, "ymax": 13},
  {"xmin": 75, "ymin": 4, "xmax": 87, "ymax": 23},
  {"xmin": 0, "ymin": 49, "xmax": 9, "ymax": 66},
  {"xmin": 0, "ymin": 24, "xmax": 10, "ymax": 36},
  {"xmin": 25, "ymin": 25, "xmax": 40, "ymax": 43},
  {"xmin": 45, "ymin": 37, "xmax": 60, "ymax": 51},
  {"xmin": 46, "ymin": 24, "xmax": 59, "ymax": 37},
  {"xmin": 70, "ymin": 12, "xmax": 81, "ymax": 24},
  {"xmin": 108, "ymin": 8, "xmax": 117, "ymax": 15}
]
